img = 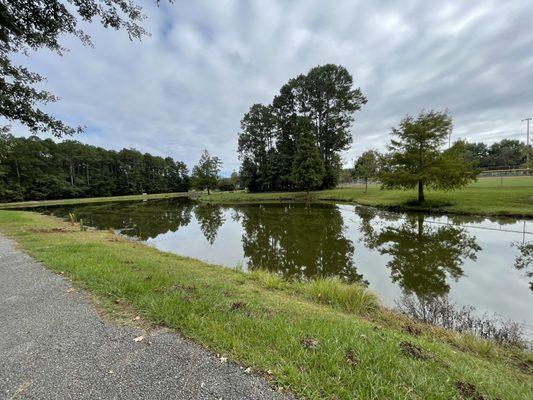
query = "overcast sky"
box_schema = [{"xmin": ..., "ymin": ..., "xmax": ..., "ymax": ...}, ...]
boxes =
[{"xmin": 9, "ymin": 0, "xmax": 533, "ymax": 174}]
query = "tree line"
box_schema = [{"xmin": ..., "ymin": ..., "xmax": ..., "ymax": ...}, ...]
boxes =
[{"xmin": 0, "ymin": 134, "xmax": 190, "ymax": 202}]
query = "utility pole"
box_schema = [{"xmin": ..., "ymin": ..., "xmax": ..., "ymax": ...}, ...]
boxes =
[{"xmin": 522, "ymin": 117, "xmax": 531, "ymax": 167}]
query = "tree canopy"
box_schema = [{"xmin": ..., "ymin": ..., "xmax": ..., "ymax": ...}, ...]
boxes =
[
  {"xmin": 352, "ymin": 150, "xmax": 380, "ymax": 192},
  {"xmin": 0, "ymin": 0, "xmax": 157, "ymax": 136},
  {"xmin": 0, "ymin": 134, "xmax": 189, "ymax": 202},
  {"xmin": 464, "ymin": 139, "xmax": 530, "ymax": 169},
  {"xmin": 291, "ymin": 121, "xmax": 325, "ymax": 194},
  {"xmin": 380, "ymin": 110, "xmax": 478, "ymax": 203},
  {"xmin": 238, "ymin": 64, "xmax": 366, "ymax": 192},
  {"xmin": 191, "ymin": 150, "xmax": 222, "ymax": 195}
]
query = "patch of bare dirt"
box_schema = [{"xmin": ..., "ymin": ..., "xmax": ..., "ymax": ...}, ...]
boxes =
[
  {"xmin": 346, "ymin": 349, "xmax": 359, "ymax": 367},
  {"xmin": 300, "ymin": 336, "xmax": 319, "ymax": 349},
  {"xmin": 403, "ymin": 325, "xmax": 422, "ymax": 336},
  {"xmin": 399, "ymin": 341, "xmax": 430, "ymax": 360},
  {"xmin": 230, "ymin": 301, "xmax": 246, "ymax": 311},
  {"xmin": 454, "ymin": 381, "xmax": 496, "ymax": 400}
]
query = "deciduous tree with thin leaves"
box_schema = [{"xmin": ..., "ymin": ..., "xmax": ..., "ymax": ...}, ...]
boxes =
[
  {"xmin": 192, "ymin": 150, "xmax": 222, "ymax": 195},
  {"xmin": 380, "ymin": 110, "xmax": 478, "ymax": 204},
  {"xmin": 352, "ymin": 150, "xmax": 380, "ymax": 192}
]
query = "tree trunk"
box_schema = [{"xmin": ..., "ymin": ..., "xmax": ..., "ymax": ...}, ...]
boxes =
[
  {"xmin": 207, "ymin": 187, "xmax": 210, "ymax": 195},
  {"xmin": 365, "ymin": 178, "xmax": 368, "ymax": 193},
  {"xmin": 15, "ymin": 161, "xmax": 20, "ymax": 186},
  {"xmin": 69, "ymin": 161, "xmax": 74, "ymax": 187},
  {"xmin": 418, "ymin": 180, "xmax": 425, "ymax": 204}
]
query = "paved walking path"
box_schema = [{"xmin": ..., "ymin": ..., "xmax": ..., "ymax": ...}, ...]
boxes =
[{"xmin": 0, "ymin": 234, "xmax": 286, "ymax": 400}]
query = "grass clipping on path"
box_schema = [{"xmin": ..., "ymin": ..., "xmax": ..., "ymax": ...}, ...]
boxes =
[{"xmin": 0, "ymin": 210, "xmax": 531, "ymax": 400}]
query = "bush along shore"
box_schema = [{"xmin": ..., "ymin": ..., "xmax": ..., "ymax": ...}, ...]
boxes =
[{"xmin": 0, "ymin": 210, "xmax": 532, "ymax": 399}]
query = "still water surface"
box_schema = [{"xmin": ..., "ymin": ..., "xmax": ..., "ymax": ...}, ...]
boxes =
[{"xmin": 34, "ymin": 198, "xmax": 532, "ymax": 331}]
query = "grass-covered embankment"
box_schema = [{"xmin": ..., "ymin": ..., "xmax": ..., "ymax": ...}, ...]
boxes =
[
  {"xmin": 0, "ymin": 210, "xmax": 531, "ymax": 399},
  {"xmin": 0, "ymin": 192, "xmax": 189, "ymax": 209},
  {"xmin": 200, "ymin": 176, "xmax": 533, "ymax": 218}
]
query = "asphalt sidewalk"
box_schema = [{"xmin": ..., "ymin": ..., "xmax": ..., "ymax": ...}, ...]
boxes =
[{"xmin": 0, "ymin": 234, "xmax": 287, "ymax": 400}]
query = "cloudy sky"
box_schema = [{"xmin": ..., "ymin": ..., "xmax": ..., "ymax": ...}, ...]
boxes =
[{"xmin": 9, "ymin": 0, "xmax": 533, "ymax": 174}]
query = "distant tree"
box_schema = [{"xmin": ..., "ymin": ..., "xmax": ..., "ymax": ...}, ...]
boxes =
[
  {"xmin": 0, "ymin": 1, "xmax": 167, "ymax": 137},
  {"xmin": 229, "ymin": 170, "xmax": 240, "ymax": 189},
  {"xmin": 191, "ymin": 150, "xmax": 222, "ymax": 195},
  {"xmin": 338, "ymin": 168, "xmax": 353, "ymax": 184},
  {"xmin": 291, "ymin": 124, "xmax": 325, "ymax": 194},
  {"xmin": 352, "ymin": 150, "xmax": 380, "ymax": 192},
  {"xmin": 217, "ymin": 177, "xmax": 236, "ymax": 192},
  {"xmin": 464, "ymin": 142, "xmax": 489, "ymax": 166},
  {"xmin": 486, "ymin": 139, "xmax": 526, "ymax": 168},
  {"xmin": 380, "ymin": 110, "xmax": 478, "ymax": 204}
]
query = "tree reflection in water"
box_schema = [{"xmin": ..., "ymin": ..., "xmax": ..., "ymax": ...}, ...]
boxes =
[
  {"xmin": 512, "ymin": 241, "xmax": 533, "ymax": 292},
  {"xmin": 39, "ymin": 199, "xmax": 194, "ymax": 240},
  {"xmin": 356, "ymin": 206, "xmax": 481, "ymax": 298},
  {"xmin": 233, "ymin": 203, "xmax": 364, "ymax": 282},
  {"xmin": 194, "ymin": 204, "xmax": 225, "ymax": 245}
]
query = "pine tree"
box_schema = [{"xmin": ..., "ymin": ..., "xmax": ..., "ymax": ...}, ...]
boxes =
[{"xmin": 291, "ymin": 124, "xmax": 325, "ymax": 194}]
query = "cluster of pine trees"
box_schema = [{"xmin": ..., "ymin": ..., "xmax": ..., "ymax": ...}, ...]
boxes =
[
  {"xmin": 237, "ymin": 64, "xmax": 367, "ymax": 192},
  {"xmin": 0, "ymin": 134, "xmax": 190, "ymax": 202}
]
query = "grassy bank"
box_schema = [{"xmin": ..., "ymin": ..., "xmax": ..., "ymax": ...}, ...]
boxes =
[
  {"xmin": 0, "ymin": 192, "xmax": 189, "ymax": 209},
  {"xmin": 0, "ymin": 210, "xmax": 531, "ymax": 399},
  {"xmin": 200, "ymin": 176, "xmax": 533, "ymax": 218}
]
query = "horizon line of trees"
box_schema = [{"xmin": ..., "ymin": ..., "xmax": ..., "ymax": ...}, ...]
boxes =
[{"xmin": 0, "ymin": 134, "xmax": 190, "ymax": 202}]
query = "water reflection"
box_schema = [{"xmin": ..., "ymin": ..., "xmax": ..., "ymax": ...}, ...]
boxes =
[
  {"xmin": 513, "ymin": 241, "xmax": 533, "ymax": 291},
  {"xmin": 357, "ymin": 207, "xmax": 481, "ymax": 298},
  {"xmin": 41, "ymin": 200, "xmax": 194, "ymax": 240},
  {"xmin": 233, "ymin": 204, "xmax": 362, "ymax": 282},
  {"xmin": 194, "ymin": 204, "xmax": 225, "ymax": 244},
  {"xmin": 31, "ymin": 198, "xmax": 532, "ymax": 331}
]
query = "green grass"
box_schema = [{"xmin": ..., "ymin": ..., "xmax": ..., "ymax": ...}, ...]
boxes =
[
  {"xmin": 200, "ymin": 176, "xmax": 533, "ymax": 218},
  {"xmin": 0, "ymin": 210, "xmax": 531, "ymax": 399},
  {"xmin": 0, "ymin": 192, "xmax": 189, "ymax": 209}
]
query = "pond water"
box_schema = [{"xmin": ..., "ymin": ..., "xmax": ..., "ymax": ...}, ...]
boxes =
[{"xmin": 33, "ymin": 198, "xmax": 533, "ymax": 333}]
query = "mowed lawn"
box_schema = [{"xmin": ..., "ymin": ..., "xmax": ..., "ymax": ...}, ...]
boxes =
[
  {"xmin": 201, "ymin": 176, "xmax": 533, "ymax": 217},
  {"xmin": 0, "ymin": 210, "xmax": 531, "ymax": 399}
]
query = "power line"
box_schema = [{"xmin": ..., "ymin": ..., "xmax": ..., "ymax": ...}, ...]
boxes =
[{"xmin": 522, "ymin": 117, "xmax": 532, "ymax": 166}]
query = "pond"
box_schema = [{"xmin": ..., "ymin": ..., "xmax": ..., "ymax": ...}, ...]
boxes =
[{"xmin": 32, "ymin": 198, "xmax": 532, "ymax": 333}]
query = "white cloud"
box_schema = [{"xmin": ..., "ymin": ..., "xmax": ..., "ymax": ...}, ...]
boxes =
[{"xmin": 5, "ymin": 0, "xmax": 533, "ymax": 174}]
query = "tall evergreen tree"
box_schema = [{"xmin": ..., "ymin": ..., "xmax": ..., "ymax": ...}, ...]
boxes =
[{"xmin": 291, "ymin": 122, "xmax": 325, "ymax": 194}]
